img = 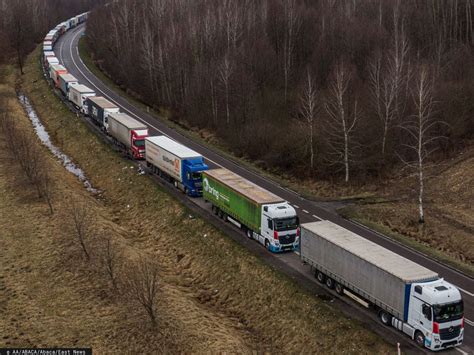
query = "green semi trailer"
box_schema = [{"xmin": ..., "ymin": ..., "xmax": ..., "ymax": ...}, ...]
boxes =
[{"xmin": 203, "ymin": 168, "xmax": 299, "ymax": 252}]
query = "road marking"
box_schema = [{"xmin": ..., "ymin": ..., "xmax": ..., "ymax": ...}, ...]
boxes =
[
  {"xmin": 312, "ymin": 214, "xmax": 322, "ymax": 221},
  {"xmin": 302, "ymin": 209, "xmax": 309, "ymax": 214},
  {"xmin": 456, "ymin": 348, "xmax": 469, "ymax": 355},
  {"xmin": 457, "ymin": 287, "xmax": 474, "ymax": 297},
  {"xmin": 293, "ymin": 204, "xmax": 299, "ymax": 209},
  {"xmin": 465, "ymin": 318, "xmax": 474, "ymax": 327}
]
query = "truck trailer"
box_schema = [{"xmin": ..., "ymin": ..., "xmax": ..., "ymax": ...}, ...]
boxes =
[
  {"xmin": 86, "ymin": 96, "xmax": 120, "ymax": 128},
  {"xmin": 45, "ymin": 56, "xmax": 59, "ymax": 69},
  {"xmin": 300, "ymin": 221, "xmax": 464, "ymax": 351},
  {"xmin": 68, "ymin": 84, "xmax": 95, "ymax": 114},
  {"xmin": 145, "ymin": 136, "xmax": 208, "ymax": 197},
  {"xmin": 58, "ymin": 73, "xmax": 78, "ymax": 96},
  {"xmin": 43, "ymin": 41, "xmax": 53, "ymax": 51},
  {"xmin": 49, "ymin": 64, "xmax": 67, "ymax": 87},
  {"xmin": 203, "ymin": 168, "xmax": 300, "ymax": 252},
  {"xmin": 107, "ymin": 113, "xmax": 148, "ymax": 159}
]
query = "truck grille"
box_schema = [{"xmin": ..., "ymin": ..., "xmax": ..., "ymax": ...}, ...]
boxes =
[
  {"xmin": 280, "ymin": 233, "xmax": 296, "ymax": 245},
  {"xmin": 439, "ymin": 325, "xmax": 461, "ymax": 340}
]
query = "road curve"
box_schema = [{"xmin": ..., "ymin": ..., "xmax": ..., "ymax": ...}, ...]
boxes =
[{"xmin": 54, "ymin": 24, "xmax": 473, "ymax": 352}]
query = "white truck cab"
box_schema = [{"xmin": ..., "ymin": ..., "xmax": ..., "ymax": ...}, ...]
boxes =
[
  {"xmin": 408, "ymin": 279, "xmax": 464, "ymax": 350},
  {"xmin": 257, "ymin": 202, "xmax": 299, "ymax": 252}
]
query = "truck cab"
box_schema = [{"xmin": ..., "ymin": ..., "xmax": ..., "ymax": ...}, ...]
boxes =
[
  {"xmin": 259, "ymin": 203, "xmax": 299, "ymax": 252},
  {"xmin": 130, "ymin": 129, "xmax": 148, "ymax": 159},
  {"xmin": 408, "ymin": 279, "xmax": 464, "ymax": 350},
  {"xmin": 182, "ymin": 157, "xmax": 208, "ymax": 197}
]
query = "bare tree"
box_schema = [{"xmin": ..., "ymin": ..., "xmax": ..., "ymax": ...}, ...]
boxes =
[
  {"xmin": 6, "ymin": 0, "xmax": 33, "ymax": 74},
  {"xmin": 400, "ymin": 65, "xmax": 444, "ymax": 224},
  {"xmin": 218, "ymin": 54, "xmax": 233, "ymax": 126},
  {"xmin": 68, "ymin": 200, "xmax": 95, "ymax": 260},
  {"xmin": 124, "ymin": 257, "xmax": 160, "ymax": 327},
  {"xmin": 324, "ymin": 62, "xmax": 360, "ymax": 183},
  {"xmin": 101, "ymin": 236, "xmax": 120, "ymax": 290},
  {"xmin": 282, "ymin": 0, "xmax": 301, "ymax": 102},
  {"xmin": 298, "ymin": 69, "xmax": 319, "ymax": 169}
]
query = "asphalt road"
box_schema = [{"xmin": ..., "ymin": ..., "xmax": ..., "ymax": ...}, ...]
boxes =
[{"xmin": 54, "ymin": 24, "xmax": 473, "ymax": 353}]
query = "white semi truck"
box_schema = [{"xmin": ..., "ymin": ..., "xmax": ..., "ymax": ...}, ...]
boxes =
[
  {"xmin": 301, "ymin": 221, "xmax": 464, "ymax": 351},
  {"xmin": 68, "ymin": 84, "xmax": 96, "ymax": 114},
  {"xmin": 107, "ymin": 113, "xmax": 148, "ymax": 159}
]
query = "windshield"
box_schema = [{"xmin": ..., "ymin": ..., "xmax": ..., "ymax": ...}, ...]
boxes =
[
  {"xmin": 433, "ymin": 301, "xmax": 463, "ymax": 323},
  {"xmin": 274, "ymin": 216, "xmax": 299, "ymax": 232},
  {"xmin": 191, "ymin": 172, "xmax": 202, "ymax": 180},
  {"xmin": 134, "ymin": 139, "xmax": 145, "ymax": 147}
]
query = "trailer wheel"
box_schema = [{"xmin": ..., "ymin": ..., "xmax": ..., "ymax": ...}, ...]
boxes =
[
  {"xmin": 246, "ymin": 229, "xmax": 253, "ymax": 239},
  {"xmin": 325, "ymin": 277, "xmax": 335, "ymax": 289},
  {"xmin": 217, "ymin": 209, "xmax": 223, "ymax": 218},
  {"xmin": 414, "ymin": 331, "xmax": 425, "ymax": 347},
  {"xmin": 335, "ymin": 283, "xmax": 344, "ymax": 295},
  {"xmin": 316, "ymin": 271, "xmax": 326, "ymax": 283},
  {"xmin": 378, "ymin": 310, "xmax": 392, "ymax": 326}
]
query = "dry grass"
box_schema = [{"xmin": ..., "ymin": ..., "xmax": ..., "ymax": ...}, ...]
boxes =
[{"xmin": 0, "ymin": 48, "xmax": 393, "ymax": 353}]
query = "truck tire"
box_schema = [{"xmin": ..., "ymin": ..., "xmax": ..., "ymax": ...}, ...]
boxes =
[
  {"xmin": 325, "ymin": 277, "xmax": 335, "ymax": 289},
  {"xmin": 265, "ymin": 239, "xmax": 270, "ymax": 250},
  {"xmin": 378, "ymin": 310, "xmax": 392, "ymax": 326},
  {"xmin": 335, "ymin": 282, "xmax": 344, "ymax": 295},
  {"xmin": 414, "ymin": 331, "xmax": 425, "ymax": 347},
  {"xmin": 246, "ymin": 229, "xmax": 253, "ymax": 239},
  {"xmin": 316, "ymin": 271, "xmax": 326, "ymax": 283}
]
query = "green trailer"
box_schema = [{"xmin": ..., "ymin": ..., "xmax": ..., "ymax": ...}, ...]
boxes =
[{"xmin": 203, "ymin": 168, "xmax": 300, "ymax": 252}]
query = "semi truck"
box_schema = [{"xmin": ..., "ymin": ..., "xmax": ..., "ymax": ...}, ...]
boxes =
[
  {"xmin": 49, "ymin": 64, "xmax": 67, "ymax": 87},
  {"xmin": 68, "ymin": 84, "xmax": 95, "ymax": 114},
  {"xmin": 43, "ymin": 41, "xmax": 53, "ymax": 51},
  {"xmin": 203, "ymin": 168, "xmax": 300, "ymax": 252},
  {"xmin": 86, "ymin": 96, "xmax": 120, "ymax": 129},
  {"xmin": 300, "ymin": 221, "xmax": 464, "ymax": 351},
  {"xmin": 58, "ymin": 73, "xmax": 78, "ymax": 96},
  {"xmin": 45, "ymin": 56, "xmax": 59, "ymax": 69},
  {"xmin": 107, "ymin": 113, "xmax": 148, "ymax": 159},
  {"xmin": 145, "ymin": 136, "xmax": 208, "ymax": 197}
]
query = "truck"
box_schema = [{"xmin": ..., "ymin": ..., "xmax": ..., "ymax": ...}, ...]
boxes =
[
  {"xmin": 203, "ymin": 168, "xmax": 300, "ymax": 252},
  {"xmin": 43, "ymin": 41, "xmax": 53, "ymax": 51},
  {"xmin": 145, "ymin": 135, "xmax": 208, "ymax": 197},
  {"xmin": 107, "ymin": 113, "xmax": 148, "ymax": 159},
  {"xmin": 45, "ymin": 56, "xmax": 59, "ymax": 69},
  {"xmin": 85, "ymin": 96, "xmax": 120, "ymax": 129},
  {"xmin": 49, "ymin": 64, "xmax": 67, "ymax": 87},
  {"xmin": 68, "ymin": 84, "xmax": 95, "ymax": 114},
  {"xmin": 300, "ymin": 220, "xmax": 464, "ymax": 351},
  {"xmin": 58, "ymin": 73, "xmax": 78, "ymax": 96}
]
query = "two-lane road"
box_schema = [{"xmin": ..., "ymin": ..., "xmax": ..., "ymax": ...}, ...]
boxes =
[{"xmin": 54, "ymin": 24, "xmax": 473, "ymax": 353}]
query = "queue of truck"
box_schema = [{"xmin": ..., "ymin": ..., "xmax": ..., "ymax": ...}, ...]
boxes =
[{"xmin": 41, "ymin": 12, "xmax": 465, "ymax": 352}]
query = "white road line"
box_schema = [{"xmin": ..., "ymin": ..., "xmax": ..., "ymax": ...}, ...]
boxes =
[
  {"xmin": 302, "ymin": 209, "xmax": 309, "ymax": 214},
  {"xmin": 465, "ymin": 318, "xmax": 474, "ymax": 327},
  {"xmin": 293, "ymin": 204, "xmax": 299, "ymax": 209},
  {"xmin": 312, "ymin": 214, "xmax": 322, "ymax": 221},
  {"xmin": 455, "ymin": 348, "xmax": 469, "ymax": 355},
  {"xmin": 457, "ymin": 287, "xmax": 474, "ymax": 297}
]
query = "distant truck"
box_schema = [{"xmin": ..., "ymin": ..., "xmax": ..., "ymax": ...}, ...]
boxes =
[
  {"xmin": 49, "ymin": 64, "xmax": 67, "ymax": 87},
  {"xmin": 300, "ymin": 221, "xmax": 464, "ymax": 351},
  {"xmin": 68, "ymin": 84, "xmax": 95, "ymax": 114},
  {"xmin": 203, "ymin": 168, "xmax": 300, "ymax": 252},
  {"xmin": 86, "ymin": 96, "xmax": 120, "ymax": 129},
  {"xmin": 43, "ymin": 41, "xmax": 53, "ymax": 51},
  {"xmin": 145, "ymin": 135, "xmax": 208, "ymax": 197},
  {"xmin": 107, "ymin": 113, "xmax": 148, "ymax": 159},
  {"xmin": 45, "ymin": 56, "xmax": 59, "ymax": 70},
  {"xmin": 58, "ymin": 73, "xmax": 78, "ymax": 96}
]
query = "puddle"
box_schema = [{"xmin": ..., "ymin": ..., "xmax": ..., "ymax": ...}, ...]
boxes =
[{"xmin": 18, "ymin": 93, "xmax": 99, "ymax": 195}]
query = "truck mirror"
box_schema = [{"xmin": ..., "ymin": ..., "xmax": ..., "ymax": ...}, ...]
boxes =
[
  {"xmin": 415, "ymin": 285, "xmax": 422, "ymax": 295},
  {"xmin": 264, "ymin": 206, "xmax": 268, "ymax": 212}
]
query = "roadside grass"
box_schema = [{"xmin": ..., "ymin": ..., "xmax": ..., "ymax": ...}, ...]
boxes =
[
  {"xmin": 80, "ymin": 36, "xmax": 474, "ymax": 278},
  {"xmin": 12, "ymin": 46, "xmax": 393, "ymax": 353}
]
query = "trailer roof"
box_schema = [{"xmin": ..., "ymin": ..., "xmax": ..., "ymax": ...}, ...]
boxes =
[
  {"xmin": 50, "ymin": 64, "xmax": 66, "ymax": 71},
  {"xmin": 70, "ymin": 84, "xmax": 94, "ymax": 94},
  {"xmin": 88, "ymin": 96, "xmax": 118, "ymax": 109},
  {"xmin": 302, "ymin": 221, "xmax": 439, "ymax": 283},
  {"xmin": 109, "ymin": 113, "xmax": 147, "ymax": 129},
  {"xmin": 146, "ymin": 135, "xmax": 202, "ymax": 159},
  {"xmin": 58, "ymin": 73, "xmax": 78, "ymax": 82},
  {"xmin": 205, "ymin": 168, "xmax": 284, "ymax": 205}
]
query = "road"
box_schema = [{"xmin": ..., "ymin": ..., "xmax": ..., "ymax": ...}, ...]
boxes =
[{"xmin": 54, "ymin": 24, "xmax": 473, "ymax": 353}]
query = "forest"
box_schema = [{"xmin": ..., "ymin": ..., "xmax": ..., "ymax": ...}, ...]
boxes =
[
  {"xmin": 0, "ymin": 0, "xmax": 101, "ymax": 71},
  {"xmin": 86, "ymin": 0, "xmax": 474, "ymax": 184}
]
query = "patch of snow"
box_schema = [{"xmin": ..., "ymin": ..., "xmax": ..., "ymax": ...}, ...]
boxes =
[{"xmin": 18, "ymin": 93, "xmax": 99, "ymax": 195}]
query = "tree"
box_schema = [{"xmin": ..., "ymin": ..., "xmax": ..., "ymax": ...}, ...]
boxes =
[
  {"xmin": 124, "ymin": 257, "xmax": 160, "ymax": 327},
  {"xmin": 68, "ymin": 200, "xmax": 95, "ymax": 260},
  {"xmin": 101, "ymin": 236, "xmax": 120, "ymax": 290},
  {"xmin": 6, "ymin": 0, "xmax": 33, "ymax": 74},
  {"xmin": 298, "ymin": 69, "xmax": 320, "ymax": 170},
  {"xmin": 400, "ymin": 65, "xmax": 444, "ymax": 224},
  {"xmin": 324, "ymin": 62, "xmax": 360, "ymax": 183}
]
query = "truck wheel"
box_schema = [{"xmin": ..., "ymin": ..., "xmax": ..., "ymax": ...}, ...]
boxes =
[
  {"xmin": 378, "ymin": 311, "xmax": 392, "ymax": 326},
  {"xmin": 414, "ymin": 331, "xmax": 425, "ymax": 347},
  {"xmin": 335, "ymin": 283, "xmax": 344, "ymax": 295},
  {"xmin": 246, "ymin": 229, "xmax": 253, "ymax": 239},
  {"xmin": 217, "ymin": 209, "xmax": 223, "ymax": 218},
  {"xmin": 316, "ymin": 271, "xmax": 326, "ymax": 283},
  {"xmin": 325, "ymin": 277, "xmax": 335, "ymax": 289},
  {"xmin": 183, "ymin": 187, "xmax": 188, "ymax": 195},
  {"xmin": 265, "ymin": 239, "xmax": 270, "ymax": 250}
]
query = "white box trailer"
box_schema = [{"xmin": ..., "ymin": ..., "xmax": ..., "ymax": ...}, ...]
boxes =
[
  {"xmin": 107, "ymin": 113, "xmax": 148, "ymax": 159},
  {"xmin": 45, "ymin": 56, "xmax": 59, "ymax": 69},
  {"xmin": 300, "ymin": 221, "xmax": 464, "ymax": 351},
  {"xmin": 43, "ymin": 41, "xmax": 53, "ymax": 51},
  {"xmin": 58, "ymin": 73, "xmax": 78, "ymax": 96},
  {"xmin": 49, "ymin": 64, "xmax": 67, "ymax": 87},
  {"xmin": 68, "ymin": 84, "xmax": 95, "ymax": 113}
]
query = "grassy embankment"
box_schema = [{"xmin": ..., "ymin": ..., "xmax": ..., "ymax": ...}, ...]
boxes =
[
  {"xmin": 80, "ymin": 37, "xmax": 474, "ymax": 277},
  {"xmin": 0, "ymin": 47, "xmax": 392, "ymax": 353}
]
